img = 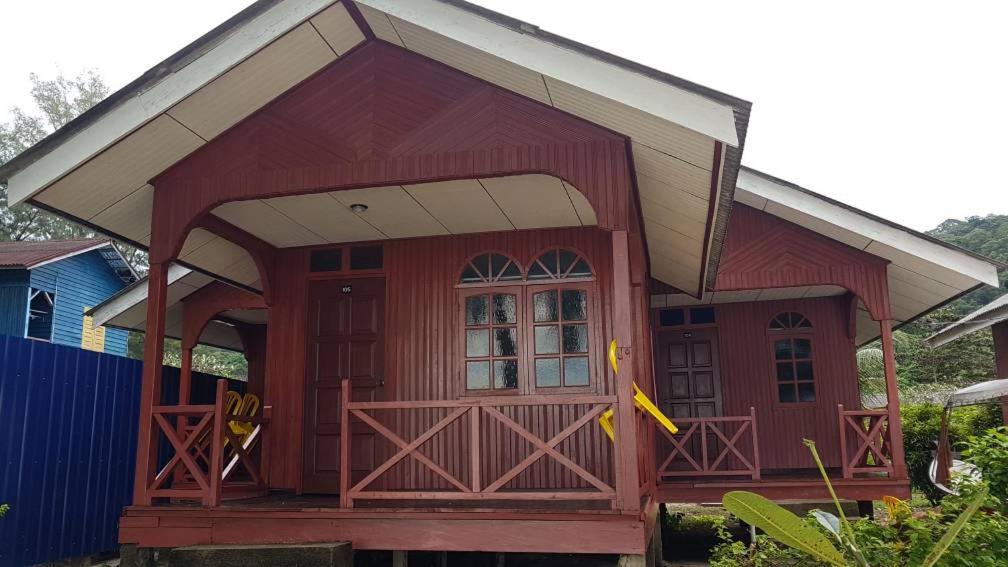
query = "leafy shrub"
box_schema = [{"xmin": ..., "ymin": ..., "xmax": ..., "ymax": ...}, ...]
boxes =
[
  {"xmin": 962, "ymin": 426, "xmax": 1008, "ymax": 503},
  {"xmin": 0, "ymin": 503, "xmax": 7, "ymax": 518},
  {"xmin": 901, "ymin": 403, "xmax": 1001, "ymax": 504}
]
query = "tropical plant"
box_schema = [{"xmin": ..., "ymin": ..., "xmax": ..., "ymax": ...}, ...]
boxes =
[
  {"xmin": 961, "ymin": 426, "xmax": 1008, "ymax": 504},
  {"xmin": 721, "ymin": 440, "xmax": 988, "ymax": 566},
  {"xmin": 0, "ymin": 503, "xmax": 8, "ymax": 517}
]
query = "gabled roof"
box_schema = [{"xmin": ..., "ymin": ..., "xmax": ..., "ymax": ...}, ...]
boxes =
[
  {"xmin": 0, "ymin": 238, "xmax": 138, "ymax": 282},
  {"xmin": 926, "ymin": 294, "xmax": 1008, "ymax": 349},
  {"xmin": 0, "ymin": 0, "xmax": 748, "ymax": 299},
  {"xmin": 655, "ymin": 167, "xmax": 1004, "ymax": 345}
]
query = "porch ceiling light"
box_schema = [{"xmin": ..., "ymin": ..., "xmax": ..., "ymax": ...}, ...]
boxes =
[{"xmin": 350, "ymin": 203, "xmax": 369, "ymax": 214}]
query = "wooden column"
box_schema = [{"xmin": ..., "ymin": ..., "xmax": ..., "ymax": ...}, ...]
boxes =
[
  {"xmin": 612, "ymin": 230, "xmax": 641, "ymax": 512},
  {"xmin": 992, "ymin": 321, "xmax": 1008, "ymax": 424},
  {"xmin": 132, "ymin": 261, "xmax": 170, "ymax": 505},
  {"xmin": 879, "ymin": 319, "xmax": 908, "ymax": 479},
  {"xmin": 179, "ymin": 347, "xmax": 193, "ymax": 405}
]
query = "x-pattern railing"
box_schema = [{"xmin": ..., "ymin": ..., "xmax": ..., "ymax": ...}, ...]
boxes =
[
  {"xmin": 838, "ymin": 405, "xmax": 893, "ymax": 478},
  {"xmin": 655, "ymin": 407, "xmax": 760, "ymax": 480},
  {"xmin": 340, "ymin": 380, "xmax": 616, "ymax": 507}
]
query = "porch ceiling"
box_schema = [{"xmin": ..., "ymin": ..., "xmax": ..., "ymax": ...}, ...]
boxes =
[
  {"xmin": 211, "ymin": 174, "xmax": 598, "ymax": 248},
  {"xmin": 0, "ymin": 0, "xmax": 749, "ymax": 299}
]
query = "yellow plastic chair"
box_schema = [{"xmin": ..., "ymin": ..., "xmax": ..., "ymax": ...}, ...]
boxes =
[
  {"xmin": 599, "ymin": 340, "xmax": 678, "ymax": 442},
  {"xmin": 229, "ymin": 393, "xmax": 260, "ymax": 441}
]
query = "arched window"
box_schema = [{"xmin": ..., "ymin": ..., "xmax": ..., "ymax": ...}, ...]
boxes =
[
  {"xmin": 769, "ymin": 312, "xmax": 814, "ymax": 403},
  {"xmin": 460, "ymin": 253, "xmax": 524, "ymax": 284},
  {"xmin": 527, "ymin": 248, "xmax": 592, "ymax": 280},
  {"xmin": 458, "ymin": 248, "xmax": 595, "ymax": 393}
]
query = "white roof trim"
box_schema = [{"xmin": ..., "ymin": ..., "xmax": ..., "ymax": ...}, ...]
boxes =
[
  {"xmin": 736, "ymin": 169, "xmax": 1000, "ymax": 287},
  {"xmin": 6, "ymin": 0, "xmax": 337, "ymax": 206},
  {"xmin": 92, "ymin": 263, "xmax": 193, "ymax": 327},
  {"xmin": 357, "ymin": 0, "xmax": 739, "ymax": 147},
  {"xmin": 926, "ymin": 294, "xmax": 1008, "ymax": 348}
]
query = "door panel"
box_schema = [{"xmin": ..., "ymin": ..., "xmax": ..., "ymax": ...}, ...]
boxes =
[
  {"xmin": 655, "ymin": 328, "xmax": 723, "ymax": 419},
  {"xmin": 303, "ymin": 277, "xmax": 385, "ymax": 494}
]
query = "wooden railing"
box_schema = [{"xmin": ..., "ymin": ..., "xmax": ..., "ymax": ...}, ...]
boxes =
[
  {"xmin": 340, "ymin": 380, "xmax": 617, "ymax": 508},
  {"xmin": 655, "ymin": 408, "xmax": 761, "ymax": 480},
  {"xmin": 838, "ymin": 405, "xmax": 894, "ymax": 478},
  {"xmin": 147, "ymin": 380, "xmax": 271, "ymax": 506}
]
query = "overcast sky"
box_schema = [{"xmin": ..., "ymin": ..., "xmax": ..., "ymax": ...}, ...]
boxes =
[{"xmin": 2, "ymin": 1, "xmax": 1005, "ymax": 231}]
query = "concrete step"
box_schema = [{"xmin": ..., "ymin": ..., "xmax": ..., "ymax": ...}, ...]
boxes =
[{"xmin": 166, "ymin": 543, "xmax": 351, "ymax": 567}]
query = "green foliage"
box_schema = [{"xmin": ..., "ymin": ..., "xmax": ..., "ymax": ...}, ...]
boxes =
[
  {"xmin": 901, "ymin": 404, "xmax": 1001, "ymax": 504},
  {"xmin": 663, "ymin": 511, "xmax": 726, "ymax": 532},
  {"xmin": 127, "ymin": 332, "xmax": 249, "ymax": 380},
  {"xmin": 723, "ymin": 491, "xmax": 846, "ymax": 565},
  {"xmin": 928, "ymin": 215, "xmax": 1008, "ymax": 311},
  {"xmin": 0, "ymin": 503, "xmax": 8, "ymax": 518},
  {"xmin": 962, "ymin": 426, "xmax": 1008, "ymax": 503}
]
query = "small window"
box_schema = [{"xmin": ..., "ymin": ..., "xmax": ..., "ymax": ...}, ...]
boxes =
[
  {"xmin": 350, "ymin": 245, "xmax": 383, "ymax": 270},
  {"xmin": 463, "ymin": 292, "xmax": 520, "ymax": 390},
  {"xmin": 689, "ymin": 307, "xmax": 715, "ymax": 325},
  {"xmin": 26, "ymin": 289, "xmax": 54, "ymax": 341},
  {"xmin": 528, "ymin": 248, "xmax": 592, "ymax": 280},
  {"xmin": 659, "ymin": 308, "xmax": 685, "ymax": 326},
  {"xmin": 460, "ymin": 253, "xmax": 523, "ymax": 284},
  {"xmin": 310, "ymin": 249, "xmax": 342, "ymax": 272},
  {"xmin": 531, "ymin": 288, "xmax": 590, "ymax": 388},
  {"xmin": 769, "ymin": 312, "xmax": 814, "ymax": 403}
]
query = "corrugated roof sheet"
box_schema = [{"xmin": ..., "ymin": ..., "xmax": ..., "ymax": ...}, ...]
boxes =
[{"xmin": 0, "ymin": 238, "xmax": 108, "ymax": 268}]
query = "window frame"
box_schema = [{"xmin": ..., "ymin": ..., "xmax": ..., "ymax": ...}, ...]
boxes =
[
  {"xmin": 524, "ymin": 280, "xmax": 599, "ymax": 395},
  {"xmin": 457, "ymin": 286, "xmax": 526, "ymax": 396},
  {"xmin": 766, "ymin": 313, "xmax": 817, "ymax": 407}
]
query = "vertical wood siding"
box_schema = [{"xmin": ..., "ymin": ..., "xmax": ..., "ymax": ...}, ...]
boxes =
[
  {"xmin": 0, "ymin": 268, "xmax": 30, "ymax": 337},
  {"xmin": 710, "ymin": 296, "xmax": 860, "ymax": 470},
  {"xmin": 265, "ymin": 227, "xmax": 620, "ymax": 491},
  {"xmin": 29, "ymin": 251, "xmax": 129, "ymax": 355}
]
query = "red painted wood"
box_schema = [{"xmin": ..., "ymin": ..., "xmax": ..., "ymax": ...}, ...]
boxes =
[
  {"xmin": 611, "ymin": 230, "xmax": 641, "ymax": 512},
  {"xmin": 150, "ymin": 42, "xmax": 632, "ymax": 260},
  {"xmin": 711, "ymin": 296, "xmax": 862, "ymax": 470},
  {"xmin": 656, "ymin": 477, "xmax": 911, "ymax": 503},
  {"xmin": 715, "ymin": 204, "xmax": 892, "ymax": 320},
  {"xmin": 993, "ymin": 322, "xmax": 1008, "ymax": 423},
  {"xmin": 879, "ymin": 319, "xmax": 908, "ymax": 478},
  {"xmin": 181, "ymin": 281, "xmax": 266, "ymax": 349},
  {"xmin": 184, "ymin": 214, "xmax": 278, "ymax": 302},
  {"xmin": 133, "ymin": 262, "xmax": 169, "ymax": 506}
]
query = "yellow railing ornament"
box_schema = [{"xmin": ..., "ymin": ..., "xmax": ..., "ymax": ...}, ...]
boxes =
[{"xmin": 599, "ymin": 339, "xmax": 678, "ymax": 442}]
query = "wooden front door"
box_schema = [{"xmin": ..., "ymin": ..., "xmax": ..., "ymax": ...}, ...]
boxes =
[
  {"xmin": 303, "ymin": 277, "xmax": 385, "ymax": 494},
  {"xmin": 655, "ymin": 328, "xmax": 723, "ymax": 420}
]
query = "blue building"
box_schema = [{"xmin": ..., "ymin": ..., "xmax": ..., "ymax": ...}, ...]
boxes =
[{"xmin": 0, "ymin": 239, "xmax": 137, "ymax": 356}]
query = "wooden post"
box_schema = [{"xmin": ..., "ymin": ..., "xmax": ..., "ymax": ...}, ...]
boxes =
[
  {"xmin": 611, "ymin": 230, "xmax": 641, "ymax": 513},
  {"xmin": 340, "ymin": 378, "xmax": 352, "ymax": 508},
  {"xmin": 470, "ymin": 406, "xmax": 481, "ymax": 492},
  {"xmin": 209, "ymin": 378, "xmax": 227, "ymax": 507},
  {"xmin": 132, "ymin": 261, "xmax": 170, "ymax": 506},
  {"xmin": 179, "ymin": 347, "xmax": 193, "ymax": 405},
  {"xmin": 837, "ymin": 404, "xmax": 850, "ymax": 479},
  {"xmin": 748, "ymin": 407, "xmax": 761, "ymax": 480},
  {"xmin": 879, "ymin": 319, "xmax": 908, "ymax": 479}
]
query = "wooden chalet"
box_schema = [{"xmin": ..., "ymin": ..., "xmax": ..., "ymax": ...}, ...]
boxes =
[{"xmin": 1, "ymin": 0, "xmax": 1002, "ymax": 562}]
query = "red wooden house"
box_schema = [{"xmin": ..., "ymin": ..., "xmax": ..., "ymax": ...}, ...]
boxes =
[{"xmin": 1, "ymin": 0, "xmax": 1002, "ymax": 563}]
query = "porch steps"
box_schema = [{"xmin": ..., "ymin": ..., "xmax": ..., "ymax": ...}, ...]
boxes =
[{"xmin": 123, "ymin": 543, "xmax": 353, "ymax": 567}]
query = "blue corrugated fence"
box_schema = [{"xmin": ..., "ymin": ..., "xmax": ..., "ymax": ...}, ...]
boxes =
[{"xmin": 0, "ymin": 335, "xmax": 241, "ymax": 566}]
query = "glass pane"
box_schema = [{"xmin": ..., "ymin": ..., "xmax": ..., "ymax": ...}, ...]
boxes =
[
  {"xmin": 561, "ymin": 289, "xmax": 587, "ymax": 321},
  {"xmin": 490, "ymin": 254, "xmax": 510, "ymax": 280},
  {"xmin": 466, "ymin": 295, "xmax": 488, "ymax": 325},
  {"xmin": 690, "ymin": 307, "xmax": 715, "ymax": 325},
  {"xmin": 493, "ymin": 327, "xmax": 518, "ymax": 357},
  {"xmin": 535, "ymin": 326, "xmax": 559, "ymax": 354},
  {"xmin": 538, "ymin": 250, "xmax": 559, "ymax": 276},
  {"xmin": 349, "ymin": 245, "xmax": 383, "ymax": 270},
  {"xmin": 535, "ymin": 358, "xmax": 561, "ymax": 387},
  {"xmin": 798, "ymin": 382, "xmax": 816, "ymax": 402},
  {"xmin": 778, "ymin": 384, "xmax": 797, "ymax": 403},
  {"xmin": 659, "ymin": 309, "xmax": 685, "ymax": 326},
  {"xmin": 558, "ymin": 249, "xmax": 577, "ymax": 275},
  {"xmin": 795, "ymin": 361, "xmax": 814, "ymax": 380},
  {"xmin": 467, "ymin": 361, "xmax": 490, "ymax": 389},
  {"xmin": 564, "ymin": 357, "xmax": 589, "ymax": 386},
  {"xmin": 492, "ymin": 294, "xmax": 517, "ymax": 324},
  {"xmin": 774, "ymin": 339, "xmax": 792, "ymax": 360},
  {"xmin": 534, "ymin": 290, "xmax": 558, "ymax": 322},
  {"xmin": 527, "ymin": 261, "xmax": 550, "ymax": 280},
  {"xmin": 310, "ymin": 249, "xmax": 342, "ymax": 272},
  {"xmin": 776, "ymin": 362, "xmax": 794, "ymax": 381},
  {"xmin": 460, "ymin": 262, "xmax": 482, "ymax": 283},
  {"xmin": 794, "ymin": 338, "xmax": 812, "ymax": 359},
  {"xmin": 796, "ymin": 317, "xmax": 812, "ymax": 328},
  {"xmin": 769, "ymin": 316, "xmax": 785, "ymax": 330},
  {"xmin": 569, "ymin": 258, "xmax": 592, "ymax": 278},
  {"xmin": 562, "ymin": 324, "xmax": 588, "ymax": 353},
  {"xmin": 494, "ymin": 360, "xmax": 519, "ymax": 389},
  {"xmin": 498, "ymin": 262, "xmax": 522, "ymax": 281},
  {"xmin": 466, "ymin": 329, "xmax": 489, "ymax": 357}
]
